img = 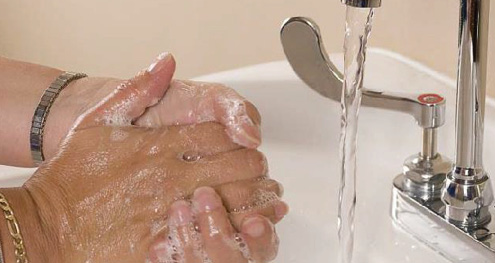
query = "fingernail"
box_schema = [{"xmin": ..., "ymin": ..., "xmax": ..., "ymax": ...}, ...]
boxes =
[
  {"xmin": 275, "ymin": 202, "xmax": 289, "ymax": 219},
  {"xmin": 192, "ymin": 187, "xmax": 221, "ymax": 213},
  {"xmin": 232, "ymin": 128, "xmax": 261, "ymax": 149},
  {"xmin": 169, "ymin": 200, "xmax": 193, "ymax": 226},
  {"xmin": 147, "ymin": 52, "xmax": 172, "ymax": 74},
  {"xmin": 244, "ymin": 101, "xmax": 261, "ymax": 127},
  {"xmin": 249, "ymin": 126, "xmax": 262, "ymax": 145},
  {"xmin": 242, "ymin": 216, "xmax": 266, "ymax": 238},
  {"xmin": 250, "ymin": 115, "xmax": 261, "ymax": 128}
]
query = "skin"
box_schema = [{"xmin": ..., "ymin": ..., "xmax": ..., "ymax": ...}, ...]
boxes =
[
  {"xmin": 149, "ymin": 187, "xmax": 280, "ymax": 263},
  {"xmin": 0, "ymin": 53, "xmax": 261, "ymax": 167},
  {"xmin": 0, "ymin": 53, "xmax": 288, "ymax": 263},
  {"xmin": 23, "ymin": 122, "xmax": 283, "ymax": 263}
]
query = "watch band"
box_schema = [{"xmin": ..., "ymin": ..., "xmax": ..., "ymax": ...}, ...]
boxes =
[{"xmin": 30, "ymin": 71, "xmax": 87, "ymax": 165}]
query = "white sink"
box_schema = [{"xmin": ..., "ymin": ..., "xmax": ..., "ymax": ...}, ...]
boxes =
[{"xmin": 2, "ymin": 48, "xmax": 494, "ymax": 262}]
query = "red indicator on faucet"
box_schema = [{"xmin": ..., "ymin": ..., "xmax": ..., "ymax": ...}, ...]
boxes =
[{"xmin": 418, "ymin": 93, "xmax": 444, "ymax": 105}]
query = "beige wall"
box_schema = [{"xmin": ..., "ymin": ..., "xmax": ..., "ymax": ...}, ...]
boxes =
[{"xmin": 1, "ymin": 0, "xmax": 494, "ymax": 96}]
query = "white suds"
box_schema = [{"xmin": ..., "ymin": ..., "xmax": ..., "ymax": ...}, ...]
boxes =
[
  {"xmin": 149, "ymin": 146, "xmax": 159, "ymax": 155},
  {"xmin": 233, "ymin": 234, "xmax": 252, "ymax": 261},
  {"xmin": 98, "ymin": 88, "xmax": 138, "ymax": 126},
  {"xmin": 110, "ymin": 128, "xmax": 128, "ymax": 142}
]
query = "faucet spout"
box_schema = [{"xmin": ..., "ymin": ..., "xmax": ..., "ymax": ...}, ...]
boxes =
[
  {"xmin": 441, "ymin": 0, "xmax": 494, "ymax": 229},
  {"xmin": 280, "ymin": 0, "xmax": 495, "ymax": 259},
  {"xmin": 455, "ymin": 0, "xmax": 490, "ymax": 172},
  {"xmin": 342, "ymin": 0, "xmax": 382, "ymax": 8}
]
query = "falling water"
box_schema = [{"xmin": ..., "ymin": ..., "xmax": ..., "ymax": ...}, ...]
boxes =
[{"xmin": 337, "ymin": 6, "xmax": 374, "ymax": 263}]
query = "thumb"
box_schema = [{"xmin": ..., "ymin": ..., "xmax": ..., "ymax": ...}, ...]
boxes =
[{"xmin": 76, "ymin": 52, "xmax": 176, "ymax": 129}]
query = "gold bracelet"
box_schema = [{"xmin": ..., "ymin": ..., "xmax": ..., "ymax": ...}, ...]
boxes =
[{"xmin": 0, "ymin": 193, "xmax": 28, "ymax": 263}]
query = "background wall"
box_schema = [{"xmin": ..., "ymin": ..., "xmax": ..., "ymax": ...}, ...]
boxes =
[{"xmin": 1, "ymin": 0, "xmax": 494, "ymax": 95}]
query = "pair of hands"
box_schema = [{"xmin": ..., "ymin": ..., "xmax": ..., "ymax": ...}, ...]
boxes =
[{"xmin": 8, "ymin": 53, "xmax": 287, "ymax": 263}]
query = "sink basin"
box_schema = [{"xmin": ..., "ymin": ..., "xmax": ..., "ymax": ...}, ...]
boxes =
[{"xmin": 2, "ymin": 48, "xmax": 494, "ymax": 262}]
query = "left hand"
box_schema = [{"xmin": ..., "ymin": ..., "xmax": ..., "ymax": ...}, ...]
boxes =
[
  {"xmin": 8, "ymin": 63, "xmax": 286, "ymax": 262},
  {"xmin": 44, "ymin": 52, "xmax": 261, "ymax": 162}
]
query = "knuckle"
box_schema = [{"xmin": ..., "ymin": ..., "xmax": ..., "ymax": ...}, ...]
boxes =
[{"xmin": 244, "ymin": 150, "xmax": 267, "ymax": 175}]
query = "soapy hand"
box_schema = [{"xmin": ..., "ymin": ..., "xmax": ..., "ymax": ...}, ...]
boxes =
[
  {"xmin": 9, "ymin": 53, "xmax": 287, "ymax": 263},
  {"xmin": 44, "ymin": 53, "xmax": 261, "ymax": 161},
  {"xmin": 135, "ymin": 79, "xmax": 261, "ymax": 149},
  {"xmin": 149, "ymin": 187, "xmax": 280, "ymax": 263},
  {"xmin": 23, "ymin": 122, "xmax": 285, "ymax": 263}
]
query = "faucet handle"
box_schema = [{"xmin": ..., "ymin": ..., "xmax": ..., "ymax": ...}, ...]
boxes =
[
  {"xmin": 281, "ymin": 16, "xmax": 453, "ymax": 202},
  {"xmin": 280, "ymin": 17, "xmax": 446, "ymax": 129}
]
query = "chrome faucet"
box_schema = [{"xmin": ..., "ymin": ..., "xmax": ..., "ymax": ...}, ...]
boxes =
[
  {"xmin": 443, "ymin": 0, "xmax": 493, "ymax": 228},
  {"xmin": 280, "ymin": 0, "xmax": 494, "ymax": 262}
]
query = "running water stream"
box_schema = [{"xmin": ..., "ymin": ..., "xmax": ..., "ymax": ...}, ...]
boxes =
[{"xmin": 337, "ymin": 6, "xmax": 374, "ymax": 263}]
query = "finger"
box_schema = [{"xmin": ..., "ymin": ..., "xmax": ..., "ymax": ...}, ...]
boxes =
[
  {"xmin": 215, "ymin": 178, "xmax": 284, "ymax": 212},
  {"xmin": 213, "ymin": 178, "xmax": 289, "ymax": 231},
  {"xmin": 149, "ymin": 201, "xmax": 203, "ymax": 263},
  {"xmin": 77, "ymin": 52, "xmax": 176, "ymax": 129},
  {"xmin": 193, "ymin": 81, "xmax": 262, "ymax": 149},
  {"xmin": 135, "ymin": 80, "xmax": 262, "ymax": 149},
  {"xmin": 229, "ymin": 201, "xmax": 289, "ymax": 232},
  {"xmin": 166, "ymin": 122, "xmax": 242, "ymax": 156},
  {"xmin": 186, "ymin": 149, "xmax": 267, "ymax": 188},
  {"xmin": 240, "ymin": 215, "xmax": 280, "ymax": 263},
  {"xmin": 192, "ymin": 187, "xmax": 247, "ymax": 263},
  {"xmin": 180, "ymin": 80, "xmax": 262, "ymax": 149},
  {"xmin": 216, "ymin": 97, "xmax": 262, "ymax": 149},
  {"xmin": 213, "ymin": 178, "xmax": 286, "ymax": 228},
  {"xmin": 244, "ymin": 101, "xmax": 261, "ymax": 127}
]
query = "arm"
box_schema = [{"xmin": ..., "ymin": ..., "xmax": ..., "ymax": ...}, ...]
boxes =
[
  {"xmin": 0, "ymin": 188, "xmax": 54, "ymax": 263},
  {"xmin": 0, "ymin": 74, "xmax": 285, "ymax": 263},
  {"xmin": 0, "ymin": 54, "xmax": 261, "ymax": 168},
  {"xmin": 0, "ymin": 57, "xmax": 63, "ymax": 167}
]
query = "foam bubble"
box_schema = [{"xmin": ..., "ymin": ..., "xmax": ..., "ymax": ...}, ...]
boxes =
[
  {"xmin": 233, "ymin": 234, "xmax": 252, "ymax": 261},
  {"xmin": 110, "ymin": 128, "xmax": 128, "ymax": 142},
  {"xmin": 98, "ymin": 87, "xmax": 138, "ymax": 126},
  {"xmin": 149, "ymin": 146, "xmax": 160, "ymax": 155}
]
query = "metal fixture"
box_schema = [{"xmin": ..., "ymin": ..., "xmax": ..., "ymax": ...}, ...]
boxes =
[
  {"xmin": 441, "ymin": 0, "xmax": 493, "ymax": 229},
  {"xmin": 341, "ymin": 0, "xmax": 382, "ymax": 8},
  {"xmin": 280, "ymin": 0, "xmax": 494, "ymax": 261},
  {"xmin": 281, "ymin": 17, "xmax": 451, "ymax": 201}
]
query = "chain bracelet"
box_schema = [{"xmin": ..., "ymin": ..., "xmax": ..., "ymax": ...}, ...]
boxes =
[{"xmin": 0, "ymin": 193, "xmax": 28, "ymax": 263}]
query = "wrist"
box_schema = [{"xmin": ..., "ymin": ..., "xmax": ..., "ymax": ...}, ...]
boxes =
[
  {"xmin": 43, "ymin": 77, "xmax": 118, "ymax": 161},
  {"xmin": 0, "ymin": 59, "xmax": 62, "ymax": 167},
  {"xmin": 0, "ymin": 188, "xmax": 58, "ymax": 263},
  {"xmin": 42, "ymin": 76, "xmax": 87, "ymax": 161}
]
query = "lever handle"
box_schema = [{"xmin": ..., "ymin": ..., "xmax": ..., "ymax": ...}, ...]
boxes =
[{"xmin": 280, "ymin": 17, "xmax": 446, "ymax": 129}]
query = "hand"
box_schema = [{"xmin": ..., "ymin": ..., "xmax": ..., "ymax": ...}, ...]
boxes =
[
  {"xmin": 44, "ymin": 53, "xmax": 261, "ymax": 162},
  {"xmin": 135, "ymin": 79, "xmax": 261, "ymax": 149},
  {"xmin": 149, "ymin": 187, "xmax": 280, "ymax": 263},
  {"xmin": 4, "ymin": 70, "xmax": 286, "ymax": 263}
]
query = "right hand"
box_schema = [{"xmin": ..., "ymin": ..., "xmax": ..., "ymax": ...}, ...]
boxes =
[
  {"xmin": 12, "ymin": 66, "xmax": 286, "ymax": 263},
  {"xmin": 25, "ymin": 123, "xmax": 284, "ymax": 263},
  {"xmin": 149, "ymin": 187, "xmax": 282, "ymax": 263}
]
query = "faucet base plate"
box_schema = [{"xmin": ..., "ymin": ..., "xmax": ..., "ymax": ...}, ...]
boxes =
[{"xmin": 392, "ymin": 174, "xmax": 495, "ymax": 263}]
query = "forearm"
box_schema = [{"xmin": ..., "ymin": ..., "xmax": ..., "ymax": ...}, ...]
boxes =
[{"xmin": 0, "ymin": 57, "xmax": 62, "ymax": 167}]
